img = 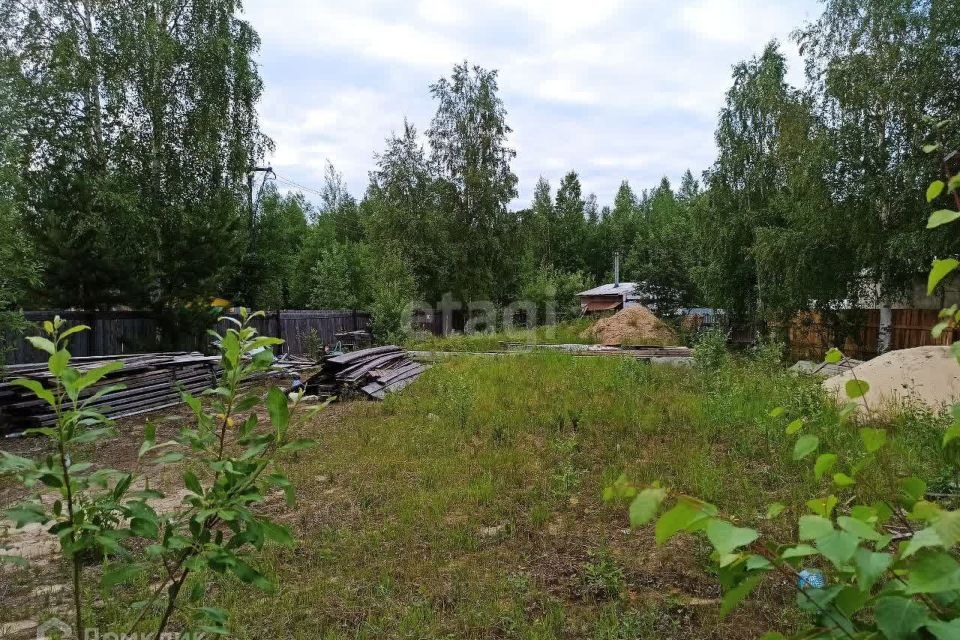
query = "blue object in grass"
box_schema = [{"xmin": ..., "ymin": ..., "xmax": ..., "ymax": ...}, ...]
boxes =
[{"xmin": 797, "ymin": 569, "xmax": 825, "ymax": 589}]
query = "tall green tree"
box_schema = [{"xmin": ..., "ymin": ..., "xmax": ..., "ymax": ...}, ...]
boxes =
[
  {"xmin": 1, "ymin": 0, "xmax": 270, "ymax": 310},
  {"xmin": 428, "ymin": 62, "xmax": 519, "ymax": 303},
  {"xmin": 364, "ymin": 121, "xmax": 443, "ymax": 302},
  {"xmin": 626, "ymin": 177, "xmax": 699, "ymax": 313},
  {"xmin": 553, "ymin": 171, "xmax": 587, "ymax": 273},
  {"xmin": 321, "ymin": 161, "xmax": 364, "ymax": 243},
  {"xmin": 796, "ymin": 0, "xmax": 960, "ymax": 305},
  {"xmin": 246, "ymin": 186, "xmax": 311, "ymax": 309},
  {"xmin": 527, "ymin": 176, "xmax": 553, "ymax": 264},
  {"xmin": 0, "ymin": 64, "xmax": 37, "ymax": 356},
  {"xmin": 694, "ymin": 43, "xmax": 801, "ymax": 318}
]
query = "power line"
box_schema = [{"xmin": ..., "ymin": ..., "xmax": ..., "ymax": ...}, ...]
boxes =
[{"xmin": 272, "ymin": 173, "xmax": 326, "ymax": 198}]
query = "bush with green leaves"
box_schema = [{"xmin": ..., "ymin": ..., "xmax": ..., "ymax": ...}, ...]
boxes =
[
  {"xmin": 0, "ymin": 309, "xmax": 320, "ymax": 637},
  {"xmin": 607, "ymin": 139, "xmax": 960, "ymax": 638}
]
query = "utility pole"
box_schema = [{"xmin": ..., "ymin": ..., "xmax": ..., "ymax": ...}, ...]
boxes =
[{"xmin": 247, "ymin": 165, "xmax": 273, "ymax": 228}]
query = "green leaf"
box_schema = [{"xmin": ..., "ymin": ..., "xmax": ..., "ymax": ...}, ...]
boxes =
[
  {"xmin": 833, "ymin": 472, "xmax": 855, "ymax": 487},
  {"xmin": 905, "ymin": 552, "xmax": 960, "ymax": 594},
  {"xmin": 278, "ymin": 439, "xmax": 318, "ymax": 455},
  {"xmin": 261, "ymin": 521, "xmax": 295, "ymax": 547},
  {"xmin": 799, "ymin": 515, "xmax": 834, "ymax": 541},
  {"xmin": 184, "ymin": 470, "xmax": 203, "ymax": 496},
  {"xmin": 654, "ymin": 497, "xmax": 716, "ymax": 544},
  {"xmin": 156, "ymin": 451, "xmax": 184, "ymax": 464},
  {"xmin": 845, "ymin": 379, "xmax": 870, "ymax": 399},
  {"xmin": 10, "ymin": 378, "xmax": 55, "ymax": 405},
  {"xmin": 927, "ymin": 620, "xmax": 960, "ymax": 640},
  {"xmin": 781, "ymin": 544, "xmax": 818, "ymax": 558},
  {"xmin": 815, "ymin": 530, "xmax": 859, "ymax": 568},
  {"xmin": 901, "ymin": 477, "xmax": 927, "ymax": 504},
  {"xmin": 784, "ymin": 419, "xmax": 803, "ymax": 435},
  {"xmin": 26, "ymin": 335, "xmax": 56, "ymax": 355},
  {"xmin": 824, "ymin": 348, "xmax": 843, "ymax": 364},
  {"xmin": 719, "ymin": 573, "xmax": 763, "ymax": 617},
  {"xmin": 903, "ymin": 527, "xmax": 944, "ymax": 558},
  {"xmin": 860, "ymin": 428, "xmax": 887, "ymax": 453},
  {"xmin": 0, "ymin": 451, "xmax": 36, "ymax": 474},
  {"xmin": 838, "ymin": 516, "xmax": 880, "ymax": 541},
  {"xmin": 768, "ymin": 406, "xmax": 785, "ymax": 418},
  {"xmin": 852, "ymin": 548, "xmax": 893, "ymax": 592},
  {"xmin": 875, "ymin": 596, "xmax": 930, "ymax": 640},
  {"xmin": 928, "ymin": 258, "xmax": 960, "ymax": 294},
  {"xmin": 230, "ymin": 559, "xmax": 274, "ymax": 592},
  {"xmin": 5, "ymin": 504, "xmax": 49, "ymax": 528},
  {"xmin": 950, "ymin": 173, "xmax": 960, "ymax": 194},
  {"xmin": 267, "ymin": 386, "xmax": 289, "ymax": 437},
  {"xmin": 793, "ymin": 434, "xmax": 819, "ymax": 460},
  {"xmin": 814, "ymin": 453, "xmax": 837, "ymax": 480},
  {"xmin": 76, "ymin": 361, "xmax": 124, "ymax": 391},
  {"xmin": 945, "ymin": 424, "xmax": 960, "ymax": 448},
  {"xmin": 629, "ymin": 487, "xmax": 667, "ymax": 527},
  {"xmin": 48, "ymin": 349, "xmax": 70, "ymax": 376},
  {"xmin": 706, "ymin": 519, "xmax": 759, "ymax": 555},
  {"xmin": 806, "ymin": 495, "xmax": 838, "ymax": 518},
  {"xmin": 929, "ymin": 209, "xmax": 960, "ymax": 229},
  {"xmin": 934, "ymin": 510, "xmax": 960, "ymax": 546},
  {"xmin": 58, "ymin": 324, "xmax": 90, "ymax": 340},
  {"xmin": 765, "ymin": 502, "xmax": 785, "ymax": 519},
  {"xmin": 928, "ymin": 180, "xmax": 946, "ymax": 202}
]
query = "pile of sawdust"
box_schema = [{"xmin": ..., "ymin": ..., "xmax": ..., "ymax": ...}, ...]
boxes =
[
  {"xmin": 823, "ymin": 346, "xmax": 960, "ymax": 415},
  {"xmin": 581, "ymin": 305, "xmax": 678, "ymax": 346}
]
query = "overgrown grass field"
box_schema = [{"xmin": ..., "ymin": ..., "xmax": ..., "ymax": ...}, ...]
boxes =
[
  {"xmin": 2, "ymin": 345, "xmax": 950, "ymax": 638},
  {"xmin": 174, "ymin": 350, "xmax": 948, "ymax": 639}
]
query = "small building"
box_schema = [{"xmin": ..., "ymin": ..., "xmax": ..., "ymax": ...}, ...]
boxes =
[{"xmin": 577, "ymin": 282, "xmax": 641, "ymax": 314}]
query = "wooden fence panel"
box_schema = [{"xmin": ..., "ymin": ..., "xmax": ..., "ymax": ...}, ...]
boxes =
[
  {"xmin": 3, "ymin": 309, "xmax": 372, "ymax": 365},
  {"xmin": 784, "ymin": 308, "xmax": 958, "ymax": 360}
]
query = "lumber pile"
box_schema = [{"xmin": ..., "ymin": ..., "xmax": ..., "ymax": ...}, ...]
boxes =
[
  {"xmin": 304, "ymin": 345, "xmax": 426, "ymax": 400},
  {"xmin": 0, "ymin": 352, "xmax": 219, "ymax": 435}
]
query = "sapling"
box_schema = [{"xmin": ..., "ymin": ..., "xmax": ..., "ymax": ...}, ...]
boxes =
[{"xmin": 1, "ymin": 309, "xmax": 321, "ymax": 637}]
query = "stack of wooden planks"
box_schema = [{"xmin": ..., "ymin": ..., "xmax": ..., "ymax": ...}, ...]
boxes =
[
  {"xmin": 0, "ymin": 352, "xmax": 219, "ymax": 436},
  {"xmin": 304, "ymin": 345, "xmax": 427, "ymax": 400}
]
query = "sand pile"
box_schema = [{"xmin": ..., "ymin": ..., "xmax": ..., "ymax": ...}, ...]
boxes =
[
  {"xmin": 823, "ymin": 346, "xmax": 960, "ymax": 414},
  {"xmin": 581, "ymin": 305, "xmax": 678, "ymax": 346}
]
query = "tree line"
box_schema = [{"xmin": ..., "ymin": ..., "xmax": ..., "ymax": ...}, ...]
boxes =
[{"xmin": 0, "ymin": 0, "xmax": 958, "ymax": 345}]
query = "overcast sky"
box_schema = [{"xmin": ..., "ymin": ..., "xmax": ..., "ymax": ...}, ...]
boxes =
[{"xmin": 244, "ymin": 0, "xmax": 821, "ymax": 209}]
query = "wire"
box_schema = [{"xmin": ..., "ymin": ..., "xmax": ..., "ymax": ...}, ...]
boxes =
[{"xmin": 272, "ymin": 173, "xmax": 326, "ymax": 198}]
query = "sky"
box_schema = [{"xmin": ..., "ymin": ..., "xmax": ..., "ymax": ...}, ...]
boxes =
[{"xmin": 243, "ymin": 0, "xmax": 821, "ymax": 209}]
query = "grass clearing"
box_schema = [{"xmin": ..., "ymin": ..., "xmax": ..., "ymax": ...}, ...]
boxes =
[
  {"xmin": 1, "ymin": 351, "xmax": 950, "ymax": 638},
  {"xmin": 404, "ymin": 318, "xmax": 596, "ymax": 352}
]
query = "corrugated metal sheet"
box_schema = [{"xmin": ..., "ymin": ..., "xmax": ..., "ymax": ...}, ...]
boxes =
[{"xmin": 577, "ymin": 282, "xmax": 638, "ymax": 297}]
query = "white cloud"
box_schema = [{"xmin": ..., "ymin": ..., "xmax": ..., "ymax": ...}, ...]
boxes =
[{"xmin": 245, "ymin": 0, "xmax": 820, "ymax": 206}]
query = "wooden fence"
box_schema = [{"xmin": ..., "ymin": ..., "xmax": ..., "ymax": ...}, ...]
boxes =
[
  {"xmin": 3, "ymin": 309, "xmax": 371, "ymax": 365},
  {"xmin": 783, "ymin": 309, "xmax": 956, "ymax": 360}
]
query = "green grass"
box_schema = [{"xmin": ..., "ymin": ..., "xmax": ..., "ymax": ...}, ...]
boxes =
[
  {"xmin": 404, "ymin": 318, "xmax": 596, "ymax": 352},
  {"xmin": 207, "ymin": 353, "xmax": 946, "ymax": 638},
  {"xmin": 7, "ymin": 351, "xmax": 950, "ymax": 639}
]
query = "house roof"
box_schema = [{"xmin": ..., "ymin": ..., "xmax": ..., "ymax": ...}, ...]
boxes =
[
  {"xmin": 577, "ymin": 282, "xmax": 638, "ymax": 297},
  {"xmin": 583, "ymin": 298, "xmax": 623, "ymax": 312}
]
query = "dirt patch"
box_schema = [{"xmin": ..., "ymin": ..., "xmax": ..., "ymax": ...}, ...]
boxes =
[
  {"xmin": 823, "ymin": 345, "xmax": 960, "ymax": 414},
  {"xmin": 580, "ymin": 306, "xmax": 678, "ymax": 346}
]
